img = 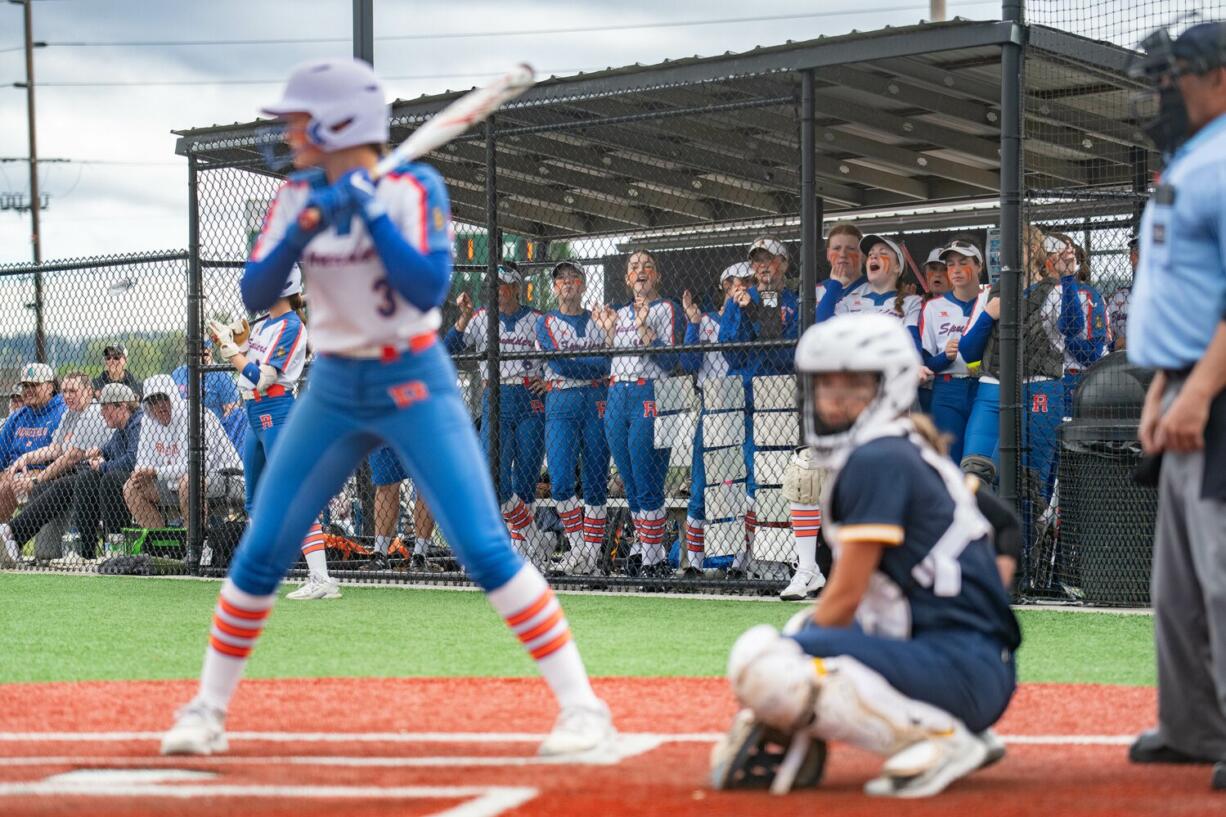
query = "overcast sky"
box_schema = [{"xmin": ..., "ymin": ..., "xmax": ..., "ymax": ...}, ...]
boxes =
[{"xmin": 0, "ymin": 0, "xmax": 1208, "ymax": 271}]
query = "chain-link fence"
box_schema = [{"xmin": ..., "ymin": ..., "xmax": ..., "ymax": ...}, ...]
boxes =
[
  {"xmin": 0, "ymin": 252, "xmax": 200, "ymax": 574},
  {"xmin": 3, "ymin": 5, "xmax": 1206, "ymax": 603},
  {"xmin": 1013, "ymin": 1, "xmax": 1225, "ymax": 605}
]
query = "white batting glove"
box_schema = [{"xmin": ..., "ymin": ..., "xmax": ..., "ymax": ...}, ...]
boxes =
[{"xmin": 207, "ymin": 319, "xmax": 241, "ymax": 360}]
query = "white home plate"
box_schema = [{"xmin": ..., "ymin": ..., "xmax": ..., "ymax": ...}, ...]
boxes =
[{"xmin": 43, "ymin": 769, "xmax": 218, "ymax": 784}]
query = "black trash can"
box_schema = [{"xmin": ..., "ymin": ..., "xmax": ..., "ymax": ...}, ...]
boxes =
[{"xmin": 1056, "ymin": 353, "xmax": 1157, "ymax": 606}]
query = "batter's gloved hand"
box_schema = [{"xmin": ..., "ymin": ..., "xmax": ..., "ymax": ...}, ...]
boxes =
[
  {"xmin": 229, "ymin": 317, "xmax": 251, "ymax": 347},
  {"xmin": 333, "ymin": 168, "xmax": 387, "ymax": 224},
  {"xmin": 207, "ymin": 319, "xmax": 242, "ymax": 360},
  {"xmin": 302, "ymin": 184, "xmax": 357, "ymax": 237}
]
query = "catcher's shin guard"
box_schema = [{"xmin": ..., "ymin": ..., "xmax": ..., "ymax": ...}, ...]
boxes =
[{"xmin": 709, "ymin": 709, "xmax": 827, "ymax": 794}]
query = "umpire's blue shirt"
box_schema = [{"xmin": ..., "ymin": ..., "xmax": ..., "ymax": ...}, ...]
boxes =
[{"xmin": 1129, "ymin": 112, "xmax": 1226, "ymax": 370}]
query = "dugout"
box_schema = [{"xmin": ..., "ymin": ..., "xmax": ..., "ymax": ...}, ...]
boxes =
[{"xmin": 170, "ymin": 6, "xmax": 1157, "ymax": 597}]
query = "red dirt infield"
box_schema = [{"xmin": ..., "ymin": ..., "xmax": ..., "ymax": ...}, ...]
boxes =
[{"xmin": 0, "ymin": 678, "xmax": 1218, "ymax": 816}]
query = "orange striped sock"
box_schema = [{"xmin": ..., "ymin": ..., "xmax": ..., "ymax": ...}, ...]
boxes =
[
  {"xmin": 300, "ymin": 522, "xmax": 329, "ymax": 576},
  {"xmin": 198, "ymin": 579, "xmax": 275, "ymax": 711},
  {"xmin": 487, "ymin": 564, "xmax": 598, "ymax": 709},
  {"xmin": 790, "ymin": 502, "xmax": 822, "ymax": 574}
]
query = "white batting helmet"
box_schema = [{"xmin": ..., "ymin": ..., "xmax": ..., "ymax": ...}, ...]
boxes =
[
  {"xmin": 794, "ymin": 314, "xmax": 920, "ymax": 465},
  {"xmin": 262, "ymin": 58, "xmax": 389, "ymax": 151},
  {"xmin": 281, "ymin": 264, "xmax": 303, "ymax": 298}
]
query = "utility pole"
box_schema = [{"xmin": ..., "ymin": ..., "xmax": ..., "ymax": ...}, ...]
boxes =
[
  {"xmin": 353, "ymin": 0, "xmax": 374, "ymax": 65},
  {"xmin": 15, "ymin": 0, "xmax": 46, "ymax": 362},
  {"xmin": 930, "ymin": 0, "xmax": 947, "ymax": 21}
]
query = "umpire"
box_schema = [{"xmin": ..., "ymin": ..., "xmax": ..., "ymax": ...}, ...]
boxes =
[{"xmin": 1126, "ymin": 22, "xmax": 1226, "ymax": 790}]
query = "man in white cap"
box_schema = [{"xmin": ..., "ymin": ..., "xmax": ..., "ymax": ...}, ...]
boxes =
[
  {"xmin": 8, "ymin": 373, "xmax": 111, "ymax": 500},
  {"xmin": 0, "ymin": 363, "xmax": 67, "ymax": 540}
]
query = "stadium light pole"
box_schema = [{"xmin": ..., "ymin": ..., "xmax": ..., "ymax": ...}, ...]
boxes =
[{"xmin": 13, "ymin": 0, "xmax": 47, "ymax": 363}]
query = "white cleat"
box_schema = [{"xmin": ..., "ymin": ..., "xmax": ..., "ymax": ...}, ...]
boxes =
[
  {"xmin": 160, "ymin": 700, "xmax": 228, "ymax": 756},
  {"xmin": 537, "ymin": 700, "xmax": 616, "ymax": 756},
  {"xmin": 864, "ymin": 724, "xmax": 988, "ymax": 798},
  {"xmin": 286, "ymin": 573, "xmax": 341, "ymax": 600},
  {"xmin": 779, "ymin": 568, "xmax": 826, "ymax": 601},
  {"xmin": 977, "ymin": 727, "xmax": 1007, "ymax": 769}
]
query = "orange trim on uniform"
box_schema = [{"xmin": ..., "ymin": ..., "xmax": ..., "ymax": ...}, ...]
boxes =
[
  {"xmin": 218, "ymin": 597, "xmax": 271, "ymax": 622},
  {"xmin": 530, "ymin": 630, "xmax": 572, "ymax": 660},
  {"xmin": 209, "ymin": 635, "xmax": 251, "ymax": 658},
  {"xmin": 506, "ymin": 590, "xmax": 554, "ymax": 627},
  {"xmin": 837, "ymin": 523, "xmax": 905, "ymax": 546},
  {"xmin": 518, "ymin": 608, "xmax": 566, "ymax": 643},
  {"xmin": 213, "ymin": 617, "xmax": 263, "ymax": 641},
  {"xmin": 249, "ymin": 384, "xmax": 287, "ymax": 402}
]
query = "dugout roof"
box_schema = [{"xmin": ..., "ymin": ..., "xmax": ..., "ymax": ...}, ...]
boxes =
[{"xmin": 174, "ymin": 17, "xmax": 1151, "ymax": 240}]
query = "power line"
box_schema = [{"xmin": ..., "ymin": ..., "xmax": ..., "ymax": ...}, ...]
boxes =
[
  {"xmin": 0, "ymin": 156, "xmax": 180, "ymax": 166},
  {"xmin": 12, "ymin": 68, "xmax": 588, "ymax": 87},
  {"xmin": 42, "ymin": 2, "xmax": 992, "ymax": 48}
]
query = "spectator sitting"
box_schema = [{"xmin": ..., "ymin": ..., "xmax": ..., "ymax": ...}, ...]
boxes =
[
  {"xmin": 93, "ymin": 344, "xmax": 142, "ymax": 397},
  {"xmin": 5, "ymin": 384, "xmax": 21, "ymax": 419},
  {"xmin": 8, "ymin": 373, "xmax": 112, "ymax": 501},
  {"xmin": 0, "ymin": 363, "xmax": 67, "ymax": 527},
  {"xmin": 172, "ymin": 338, "xmax": 245, "ymax": 452},
  {"xmin": 0, "ymin": 383, "xmax": 142, "ymax": 564},
  {"xmin": 123, "ymin": 374, "xmax": 242, "ymax": 531}
]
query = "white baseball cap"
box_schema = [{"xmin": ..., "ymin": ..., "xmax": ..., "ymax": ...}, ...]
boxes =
[
  {"xmin": 720, "ymin": 261, "xmax": 755, "ymax": 283},
  {"xmin": 497, "ymin": 264, "xmax": 522, "ymax": 284},
  {"xmin": 748, "ymin": 236, "xmax": 788, "ymax": 259},
  {"xmin": 99, "ymin": 383, "xmax": 138, "ymax": 404},
  {"xmin": 859, "ymin": 234, "xmax": 904, "ymax": 267},
  {"xmin": 941, "ymin": 240, "xmax": 984, "ymax": 265},
  {"xmin": 19, "ymin": 363, "xmax": 54, "ymax": 384},
  {"xmin": 925, "ymin": 247, "xmax": 946, "ymax": 266}
]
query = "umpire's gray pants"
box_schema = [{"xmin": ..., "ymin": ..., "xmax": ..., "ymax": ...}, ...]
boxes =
[{"xmin": 1152, "ymin": 381, "xmax": 1226, "ymax": 760}]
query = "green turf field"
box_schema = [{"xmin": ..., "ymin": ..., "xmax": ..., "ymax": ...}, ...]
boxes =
[{"xmin": 0, "ymin": 574, "xmax": 1155, "ymax": 686}]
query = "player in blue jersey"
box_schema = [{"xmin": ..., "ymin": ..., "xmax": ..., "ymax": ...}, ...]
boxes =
[
  {"xmin": 718, "ymin": 237, "xmax": 801, "ymax": 577},
  {"xmin": 678, "ymin": 261, "xmax": 753, "ymax": 575},
  {"xmin": 207, "ymin": 267, "xmax": 335, "ymax": 600},
  {"xmin": 710, "ymin": 314, "xmax": 1020, "ymax": 798},
  {"xmin": 917, "ymin": 240, "xmax": 990, "ymax": 463},
  {"xmin": 445, "ymin": 261, "xmax": 550, "ymax": 564},
  {"xmin": 594, "ymin": 249, "xmax": 685, "ymax": 577},
  {"xmin": 161, "ymin": 57, "xmax": 614, "ymax": 758},
  {"xmin": 534, "ymin": 261, "xmax": 610, "ymax": 575}
]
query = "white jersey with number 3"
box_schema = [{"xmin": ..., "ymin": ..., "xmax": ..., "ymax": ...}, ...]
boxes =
[{"xmin": 251, "ymin": 163, "xmax": 452, "ymax": 355}]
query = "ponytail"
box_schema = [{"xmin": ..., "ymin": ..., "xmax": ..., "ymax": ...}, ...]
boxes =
[{"xmin": 910, "ymin": 413, "xmax": 951, "ymax": 457}]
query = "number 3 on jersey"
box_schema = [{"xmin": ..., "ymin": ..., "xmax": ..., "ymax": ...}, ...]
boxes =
[{"xmin": 373, "ymin": 277, "xmax": 397, "ymax": 317}]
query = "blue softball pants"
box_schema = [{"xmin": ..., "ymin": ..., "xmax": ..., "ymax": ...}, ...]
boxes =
[
  {"xmin": 544, "ymin": 384, "xmax": 609, "ymax": 505},
  {"xmin": 790, "ymin": 624, "xmax": 1016, "ymax": 733},
  {"xmin": 241, "ymin": 394, "xmax": 296, "ymax": 515},
  {"xmin": 962, "ymin": 380, "xmax": 1001, "ymax": 470},
  {"xmin": 227, "ymin": 341, "xmax": 523, "ymax": 596},
  {"xmin": 369, "ymin": 445, "xmax": 409, "ymax": 487},
  {"xmin": 688, "ymin": 416, "xmax": 705, "ymax": 520},
  {"xmin": 605, "ymin": 380, "xmax": 670, "ymax": 513},
  {"xmin": 1061, "ymin": 370, "xmax": 1084, "ymax": 419},
  {"xmin": 930, "ymin": 375, "xmax": 977, "ymax": 464},
  {"xmin": 480, "ymin": 384, "xmax": 546, "ymax": 505},
  {"xmin": 1023, "ymin": 378, "xmax": 1064, "ymax": 504}
]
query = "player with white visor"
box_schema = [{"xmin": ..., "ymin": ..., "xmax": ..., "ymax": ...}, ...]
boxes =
[
  {"xmin": 710, "ymin": 314, "xmax": 1020, "ymax": 798},
  {"xmin": 161, "ymin": 57, "xmax": 614, "ymax": 758}
]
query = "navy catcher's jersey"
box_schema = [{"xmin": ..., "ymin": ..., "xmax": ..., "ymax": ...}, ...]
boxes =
[{"xmin": 826, "ymin": 432, "xmax": 1021, "ymax": 650}]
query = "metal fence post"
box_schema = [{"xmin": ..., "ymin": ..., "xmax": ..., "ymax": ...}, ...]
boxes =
[
  {"xmin": 799, "ymin": 69, "xmax": 821, "ymax": 331},
  {"xmin": 186, "ymin": 155, "xmax": 204, "ymax": 570},
  {"xmin": 998, "ymin": 1, "xmax": 1026, "ymax": 523},
  {"xmin": 485, "ymin": 119, "xmax": 502, "ymax": 496}
]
